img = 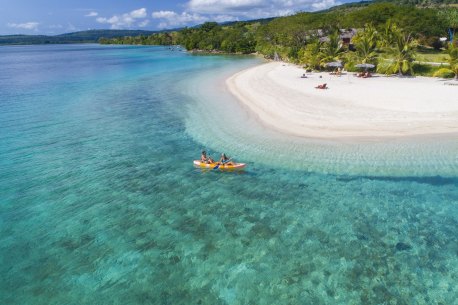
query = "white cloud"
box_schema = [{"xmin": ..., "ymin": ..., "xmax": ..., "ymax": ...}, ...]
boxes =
[
  {"xmin": 188, "ymin": 0, "xmax": 264, "ymax": 14},
  {"xmin": 311, "ymin": 0, "xmax": 338, "ymax": 11},
  {"xmin": 152, "ymin": 11, "xmax": 177, "ymax": 19},
  {"xmin": 96, "ymin": 8, "xmax": 148, "ymax": 29},
  {"xmin": 186, "ymin": 0, "xmax": 339, "ymax": 17},
  {"xmin": 130, "ymin": 8, "xmax": 147, "ymax": 18},
  {"xmin": 85, "ymin": 11, "xmax": 98, "ymax": 17},
  {"xmin": 152, "ymin": 0, "xmax": 341, "ymax": 29},
  {"xmin": 138, "ymin": 20, "xmax": 150, "ymax": 27},
  {"xmin": 7, "ymin": 22, "xmax": 39, "ymax": 31},
  {"xmin": 152, "ymin": 10, "xmax": 208, "ymax": 29},
  {"xmin": 214, "ymin": 15, "xmax": 239, "ymax": 23}
]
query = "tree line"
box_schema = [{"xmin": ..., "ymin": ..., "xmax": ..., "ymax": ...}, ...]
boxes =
[
  {"xmin": 100, "ymin": 2, "xmax": 458, "ymax": 77},
  {"xmin": 99, "ymin": 21, "xmax": 257, "ymax": 54}
]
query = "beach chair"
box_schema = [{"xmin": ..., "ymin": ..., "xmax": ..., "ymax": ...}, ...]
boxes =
[{"xmin": 315, "ymin": 83, "xmax": 327, "ymax": 89}]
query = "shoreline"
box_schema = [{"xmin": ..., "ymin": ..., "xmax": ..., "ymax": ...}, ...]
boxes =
[
  {"xmin": 226, "ymin": 62, "xmax": 458, "ymax": 141},
  {"xmin": 184, "ymin": 57, "xmax": 458, "ymax": 177}
]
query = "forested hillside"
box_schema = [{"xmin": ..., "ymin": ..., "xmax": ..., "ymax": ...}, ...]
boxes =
[
  {"xmin": 0, "ymin": 30, "xmax": 157, "ymax": 45},
  {"xmin": 99, "ymin": 1, "xmax": 458, "ymax": 77},
  {"xmin": 380, "ymin": 0, "xmax": 458, "ymax": 5},
  {"xmin": 101, "ymin": 2, "xmax": 456, "ymax": 57}
]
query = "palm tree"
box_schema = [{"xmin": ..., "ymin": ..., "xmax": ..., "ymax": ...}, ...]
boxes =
[
  {"xmin": 299, "ymin": 40, "xmax": 322, "ymax": 70},
  {"xmin": 379, "ymin": 20, "xmax": 400, "ymax": 49},
  {"xmin": 448, "ymin": 43, "xmax": 458, "ymax": 80},
  {"xmin": 378, "ymin": 27, "xmax": 417, "ymax": 76},
  {"xmin": 320, "ymin": 30, "xmax": 344, "ymax": 67},
  {"xmin": 353, "ymin": 24, "xmax": 378, "ymax": 64}
]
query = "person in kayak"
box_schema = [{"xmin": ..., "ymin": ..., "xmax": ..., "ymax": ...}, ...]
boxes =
[
  {"xmin": 201, "ymin": 151, "xmax": 214, "ymax": 164},
  {"xmin": 218, "ymin": 153, "xmax": 233, "ymax": 166}
]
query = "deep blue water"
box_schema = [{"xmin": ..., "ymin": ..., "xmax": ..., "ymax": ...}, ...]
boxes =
[{"xmin": 0, "ymin": 44, "xmax": 457, "ymax": 305}]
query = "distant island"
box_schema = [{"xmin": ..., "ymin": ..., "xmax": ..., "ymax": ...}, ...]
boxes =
[{"xmin": 0, "ymin": 29, "xmax": 160, "ymax": 45}]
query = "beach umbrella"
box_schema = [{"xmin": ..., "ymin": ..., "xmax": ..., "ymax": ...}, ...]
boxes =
[
  {"xmin": 355, "ymin": 63, "xmax": 375, "ymax": 70},
  {"xmin": 325, "ymin": 61, "xmax": 342, "ymax": 68}
]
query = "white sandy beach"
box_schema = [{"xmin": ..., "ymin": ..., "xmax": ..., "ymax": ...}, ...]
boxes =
[{"xmin": 226, "ymin": 62, "xmax": 458, "ymax": 139}]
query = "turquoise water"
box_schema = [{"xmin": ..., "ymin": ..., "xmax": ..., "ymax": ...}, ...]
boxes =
[{"xmin": 0, "ymin": 44, "xmax": 457, "ymax": 305}]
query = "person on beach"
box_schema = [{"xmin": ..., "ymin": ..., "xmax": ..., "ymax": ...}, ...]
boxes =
[
  {"xmin": 219, "ymin": 153, "xmax": 233, "ymax": 166},
  {"xmin": 356, "ymin": 71, "xmax": 371, "ymax": 78},
  {"xmin": 330, "ymin": 68, "xmax": 341, "ymax": 76},
  {"xmin": 315, "ymin": 83, "xmax": 327, "ymax": 89}
]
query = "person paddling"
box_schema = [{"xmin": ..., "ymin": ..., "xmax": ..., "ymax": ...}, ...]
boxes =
[
  {"xmin": 201, "ymin": 150, "xmax": 214, "ymax": 164},
  {"xmin": 218, "ymin": 153, "xmax": 233, "ymax": 166}
]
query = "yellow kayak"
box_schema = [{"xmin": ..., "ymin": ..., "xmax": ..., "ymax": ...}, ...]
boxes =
[{"xmin": 193, "ymin": 160, "xmax": 246, "ymax": 170}]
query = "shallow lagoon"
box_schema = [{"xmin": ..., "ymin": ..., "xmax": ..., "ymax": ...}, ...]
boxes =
[{"xmin": 0, "ymin": 45, "xmax": 457, "ymax": 305}]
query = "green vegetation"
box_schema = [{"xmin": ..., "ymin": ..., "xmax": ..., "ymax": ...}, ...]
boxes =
[
  {"xmin": 178, "ymin": 22, "xmax": 257, "ymax": 53},
  {"xmin": 377, "ymin": 0, "xmax": 458, "ymax": 5},
  {"xmin": 0, "ymin": 30, "xmax": 157, "ymax": 45},
  {"xmin": 100, "ymin": 22, "xmax": 258, "ymax": 54},
  {"xmin": 2, "ymin": 0, "xmax": 454, "ymax": 78},
  {"xmin": 101, "ymin": 3, "xmax": 456, "ymax": 74},
  {"xmin": 4, "ymin": 2, "xmax": 456, "ymax": 79},
  {"xmin": 416, "ymin": 47, "xmax": 450, "ymax": 63},
  {"xmin": 432, "ymin": 67, "xmax": 455, "ymax": 77},
  {"xmin": 377, "ymin": 25, "xmax": 418, "ymax": 75},
  {"xmin": 298, "ymin": 41, "xmax": 322, "ymax": 70},
  {"xmin": 447, "ymin": 42, "xmax": 458, "ymax": 78},
  {"xmin": 99, "ymin": 32, "xmax": 177, "ymax": 45},
  {"xmin": 353, "ymin": 24, "xmax": 378, "ymax": 64},
  {"xmin": 0, "ymin": 35, "xmax": 54, "ymax": 45},
  {"xmin": 438, "ymin": 8, "xmax": 458, "ymax": 42},
  {"xmin": 412, "ymin": 63, "xmax": 443, "ymax": 76}
]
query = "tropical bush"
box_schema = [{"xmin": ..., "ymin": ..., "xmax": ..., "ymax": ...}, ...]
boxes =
[
  {"xmin": 432, "ymin": 68, "xmax": 455, "ymax": 78},
  {"xmin": 319, "ymin": 30, "xmax": 345, "ymax": 67},
  {"xmin": 353, "ymin": 24, "xmax": 379, "ymax": 65},
  {"xmin": 100, "ymin": 1, "xmax": 457, "ymax": 77},
  {"xmin": 377, "ymin": 27, "xmax": 418, "ymax": 76},
  {"xmin": 342, "ymin": 52, "xmax": 359, "ymax": 72},
  {"xmin": 298, "ymin": 41, "xmax": 322, "ymax": 70},
  {"xmin": 447, "ymin": 43, "xmax": 458, "ymax": 79},
  {"xmin": 412, "ymin": 63, "xmax": 442, "ymax": 76}
]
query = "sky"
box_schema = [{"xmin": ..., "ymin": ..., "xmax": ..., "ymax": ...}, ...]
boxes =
[{"xmin": 0, "ymin": 0, "xmax": 351, "ymax": 35}]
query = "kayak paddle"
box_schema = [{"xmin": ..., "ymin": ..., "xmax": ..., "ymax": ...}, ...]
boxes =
[{"xmin": 213, "ymin": 158, "xmax": 231, "ymax": 170}]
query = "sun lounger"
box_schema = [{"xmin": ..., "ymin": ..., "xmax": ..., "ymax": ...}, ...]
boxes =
[
  {"xmin": 315, "ymin": 83, "xmax": 327, "ymax": 89},
  {"xmin": 356, "ymin": 72, "xmax": 372, "ymax": 78}
]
